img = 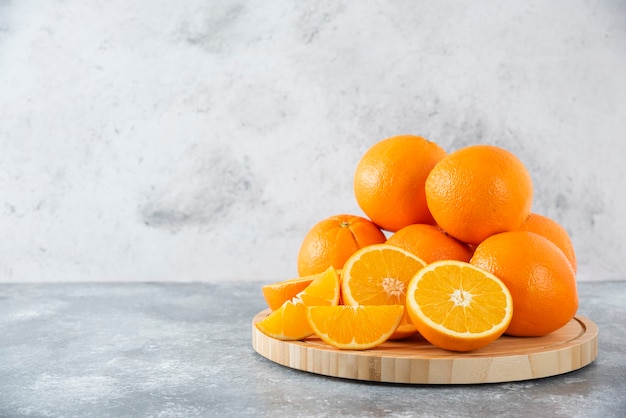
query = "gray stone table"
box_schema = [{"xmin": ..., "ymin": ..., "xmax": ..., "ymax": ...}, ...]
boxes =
[{"xmin": 1, "ymin": 281, "xmax": 624, "ymax": 417}]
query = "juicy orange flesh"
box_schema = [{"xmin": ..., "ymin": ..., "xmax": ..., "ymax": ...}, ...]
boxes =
[
  {"xmin": 347, "ymin": 248, "xmax": 425, "ymax": 305},
  {"xmin": 413, "ymin": 264, "xmax": 509, "ymax": 334},
  {"xmin": 298, "ymin": 267, "xmax": 340, "ymax": 306},
  {"xmin": 256, "ymin": 300, "xmax": 312, "ymax": 340},
  {"xmin": 307, "ymin": 305, "xmax": 404, "ymax": 347}
]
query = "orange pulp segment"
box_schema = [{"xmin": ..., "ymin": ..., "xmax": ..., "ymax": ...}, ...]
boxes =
[
  {"xmin": 306, "ymin": 305, "xmax": 404, "ymax": 350},
  {"xmin": 406, "ymin": 260, "xmax": 513, "ymax": 352},
  {"xmin": 255, "ymin": 266, "xmax": 340, "ymax": 340}
]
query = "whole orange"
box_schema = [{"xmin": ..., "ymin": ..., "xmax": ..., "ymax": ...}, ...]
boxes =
[
  {"xmin": 297, "ymin": 214, "xmax": 386, "ymax": 277},
  {"xmin": 470, "ymin": 231, "xmax": 578, "ymax": 337},
  {"xmin": 518, "ymin": 213, "xmax": 577, "ymax": 273},
  {"xmin": 425, "ymin": 144, "xmax": 533, "ymax": 245},
  {"xmin": 386, "ymin": 223, "xmax": 473, "ymax": 264},
  {"xmin": 354, "ymin": 135, "xmax": 447, "ymax": 232}
]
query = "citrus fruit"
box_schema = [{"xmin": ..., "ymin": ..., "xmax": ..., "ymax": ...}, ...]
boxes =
[
  {"xmin": 518, "ymin": 213, "xmax": 577, "ymax": 272},
  {"xmin": 425, "ymin": 144, "xmax": 533, "ymax": 245},
  {"xmin": 255, "ymin": 267, "xmax": 340, "ymax": 340},
  {"xmin": 470, "ymin": 231, "xmax": 578, "ymax": 337},
  {"xmin": 386, "ymin": 223, "xmax": 473, "ymax": 263},
  {"xmin": 297, "ymin": 214, "xmax": 386, "ymax": 277},
  {"xmin": 353, "ymin": 135, "xmax": 447, "ymax": 232},
  {"xmin": 341, "ymin": 243, "xmax": 427, "ymax": 339},
  {"xmin": 406, "ymin": 260, "xmax": 513, "ymax": 352},
  {"xmin": 306, "ymin": 305, "xmax": 404, "ymax": 350},
  {"xmin": 262, "ymin": 275, "xmax": 317, "ymax": 311}
]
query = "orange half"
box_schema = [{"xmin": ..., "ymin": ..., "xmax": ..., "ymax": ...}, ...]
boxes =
[
  {"xmin": 406, "ymin": 260, "xmax": 513, "ymax": 352},
  {"xmin": 341, "ymin": 244, "xmax": 427, "ymax": 339}
]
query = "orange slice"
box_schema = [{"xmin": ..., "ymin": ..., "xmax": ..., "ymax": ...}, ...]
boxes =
[
  {"xmin": 341, "ymin": 244, "xmax": 426, "ymax": 339},
  {"xmin": 255, "ymin": 266, "xmax": 340, "ymax": 340},
  {"xmin": 406, "ymin": 260, "xmax": 513, "ymax": 352},
  {"xmin": 306, "ymin": 305, "xmax": 404, "ymax": 350},
  {"xmin": 262, "ymin": 275, "xmax": 317, "ymax": 311}
]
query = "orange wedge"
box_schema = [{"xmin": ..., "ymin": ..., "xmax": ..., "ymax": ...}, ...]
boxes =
[
  {"xmin": 306, "ymin": 305, "xmax": 404, "ymax": 350},
  {"xmin": 406, "ymin": 260, "xmax": 513, "ymax": 352},
  {"xmin": 262, "ymin": 275, "xmax": 317, "ymax": 311},
  {"xmin": 255, "ymin": 266, "xmax": 340, "ymax": 340},
  {"xmin": 341, "ymin": 244, "xmax": 426, "ymax": 339}
]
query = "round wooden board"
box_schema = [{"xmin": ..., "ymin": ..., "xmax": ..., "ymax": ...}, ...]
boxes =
[{"xmin": 251, "ymin": 309, "xmax": 598, "ymax": 384}]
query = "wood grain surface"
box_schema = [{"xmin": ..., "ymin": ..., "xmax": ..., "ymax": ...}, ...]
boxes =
[{"xmin": 251, "ymin": 310, "xmax": 598, "ymax": 384}]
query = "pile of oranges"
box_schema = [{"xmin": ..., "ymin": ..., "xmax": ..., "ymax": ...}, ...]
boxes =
[{"xmin": 256, "ymin": 135, "xmax": 578, "ymax": 352}]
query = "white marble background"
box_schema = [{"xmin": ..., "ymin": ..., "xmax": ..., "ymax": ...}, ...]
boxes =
[{"xmin": 1, "ymin": 0, "xmax": 624, "ymax": 283}]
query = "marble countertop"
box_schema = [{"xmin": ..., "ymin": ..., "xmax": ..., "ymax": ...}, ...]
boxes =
[{"xmin": 1, "ymin": 280, "xmax": 624, "ymax": 417}]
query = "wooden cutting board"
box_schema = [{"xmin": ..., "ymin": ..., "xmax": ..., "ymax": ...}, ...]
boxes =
[{"xmin": 251, "ymin": 309, "xmax": 598, "ymax": 384}]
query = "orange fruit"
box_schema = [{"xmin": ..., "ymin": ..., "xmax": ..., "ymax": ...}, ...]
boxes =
[
  {"xmin": 518, "ymin": 213, "xmax": 577, "ymax": 273},
  {"xmin": 353, "ymin": 135, "xmax": 447, "ymax": 232},
  {"xmin": 297, "ymin": 214, "xmax": 386, "ymax": 277},
  {"xmin": 470, "ymin": 231, "xmax": 578, "ymax": 337},
  {"xmin": 341, "ymin": 244, "xmax": 427, "ymax": 339},
  {"xmin": 425, "ymin": 144, "xmax": 533, "ymax": 245},
  {"xmin": 386, "ymin": 223, "xmax": 473, "ymax": 263},
  {"xmin": 306, "ymin": 305, "xmax": 404, "ymax": 350},
  {"xmin": 255, "ymin": 267, "xmax": 340, "ymax": 340},
  {"xmin": 406, "ymin": 260, "xmax": 513, "ymax": 352}
]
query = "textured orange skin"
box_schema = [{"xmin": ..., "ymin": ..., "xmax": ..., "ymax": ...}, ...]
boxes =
[
  {"xmin": 386, "ymin": 223, "xmax": 473, "ymax": 264},
  {"xmin": 425, "ymin": 145, "xmax": 533, "ymax": 245},
  {"xmin": 354, "ymin": 135, "xmax": 448, "ymax": 232},
  {"xmin": 518, "ymin": 213, "xmax": 577, "ymax": 273},
  {"xmin": 297, "ymin": 214, "xmax": 386, "ymax": 277},
  {"xmin": 470, "ymin": 231, "xmax": 578, "ymax": 337}
]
